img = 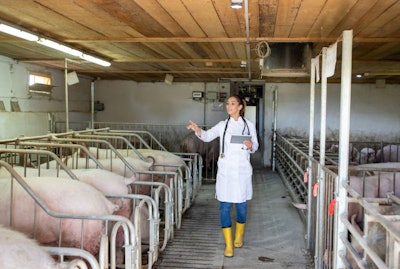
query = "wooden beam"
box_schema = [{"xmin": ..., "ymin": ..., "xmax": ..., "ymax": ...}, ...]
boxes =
[
  {"xmin": 81, "ymin": 70, "xmax": 248, "ymax": 74},
  {"xmin": 112, "ymin": 58, "xmax": 244, "ymax": 63},
  {"xmin": 20, "ymin": 58, "xmax": 400, "ymax": 64},
  {"xmin": 62, "ymin": 37, "xmax": 400, "ymax": 43}
]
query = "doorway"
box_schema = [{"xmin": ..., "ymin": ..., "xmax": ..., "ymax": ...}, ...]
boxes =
[{"xmin": 230, "ymin": 81, "xmax": 265, "ymax": 167}]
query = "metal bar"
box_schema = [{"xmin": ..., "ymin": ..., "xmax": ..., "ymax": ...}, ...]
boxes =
[
  {"xmin": 64, "ymin": 59, "xmax": 69, "ymax": 132},
  {"xmin": 43, "ymin": 247, "xmax": 100, "ymax": 269},
  {"xmin": 272, "ymin": 88, "xmax": 278, "ymax": 171},
  {"xmin": 334, "ymin": 29, "xmax": 353, "ymax": 269},
  {"xmin": 244, "ymin": 0, "xmax": 251, "ymax": 80},
  {"xmin": 91, "ymin": 80, "xmax": 94, "ymax": 129},
  {"xmin": 315, "ymin": 46, "xmax": 328, "ymax": 269},
  {"xmin": 307, "ymin": 56, "xmax": 317, "ymax": 249}
]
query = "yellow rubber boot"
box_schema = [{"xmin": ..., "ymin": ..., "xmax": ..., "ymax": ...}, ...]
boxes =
[
  {"xmin": 222, "ymin": 227, "xmax": 234, "ymax": 257},
  {"xmin": 234, "ymin": 222, "xmax": 245, "ymax": 248}
]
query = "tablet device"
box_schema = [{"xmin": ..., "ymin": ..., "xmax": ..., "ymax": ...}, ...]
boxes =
[{"xmin": 230, "ymin": 135, "xmax": 251, "ymax": 144}]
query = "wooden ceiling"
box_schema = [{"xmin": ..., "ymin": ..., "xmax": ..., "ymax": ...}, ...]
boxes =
[{"xmin": 0, "ymin": 0, "xmax": 400, "ymax": 83}]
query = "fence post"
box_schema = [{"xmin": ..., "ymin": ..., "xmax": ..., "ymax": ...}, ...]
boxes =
[{"xmin": 334, "ymin": 29, "xmax": 353, "ymax": 269}]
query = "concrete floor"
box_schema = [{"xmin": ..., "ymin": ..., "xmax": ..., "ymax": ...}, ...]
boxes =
[{"xmin": 154, "ymin": 167, "xmax": 314, "ymax": 269}]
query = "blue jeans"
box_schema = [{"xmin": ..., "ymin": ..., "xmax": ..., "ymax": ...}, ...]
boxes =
[{"xmin": 220, "ymin": 201, "xmax": 247, "ymax": 228}]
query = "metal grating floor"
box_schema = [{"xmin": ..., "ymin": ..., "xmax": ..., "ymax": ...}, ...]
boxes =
[
  {"xmin": 153, "ymin": 168, "xmax": 313, "ymax": 269},
  {"xmin": 153, "ymin": 182, "xmax": 223, "ymax": 269}
]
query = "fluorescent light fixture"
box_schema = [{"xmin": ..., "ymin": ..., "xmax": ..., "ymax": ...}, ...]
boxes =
[
  {"xmin": 39, "ymin": 38, "xmax": 110, "ymax": 66},
  {"xmin": 231, "ymin": 0, "xmax": 243, "ymax": 9},
  {"xmin": 0, "ymin": 23, "xmax": 38, "ymax": 41},
  {"xmin": 38, "ymin": 38, "xmax": 82, "ymax": 57},
  {"xmin": 81, "ymin": 54, "xmax": 111, "ymax": 67},
  {"xmin": 0, "ymin": 23, "xmax": 111, "ymax": 67}
]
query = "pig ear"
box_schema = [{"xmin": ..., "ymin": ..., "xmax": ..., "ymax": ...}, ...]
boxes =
[
  {"xmin": 25, "ymin": 157, "xmax": 37, "ymax": 168},
  {"xmin": 112, "ymin": 203, "xmax": 120, "ymax": 212},
  {"xmin": 78, "ymin": 147, "xmax": 87, "ymax": 158},
  {"xmin": 125, "ymin": 176, "xmax": 136, "ymax": 185},
  {"xmin": 60, "ymin": 156, "xmax": 68, "ymax": 165}
]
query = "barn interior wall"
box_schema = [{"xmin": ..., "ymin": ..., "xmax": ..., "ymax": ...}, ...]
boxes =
[
  {"xmin": 0, "ymin": 55, "xmax": 93, "ymax": 137},
  {"xmin": 94, "ymin": 80, "xmax": 229, "ymax": 126},
  {"xmin": 96, "ymin": 80, "xmax": 400, "ymax": 167},
  {"xmin": 267, "ymin": 82, "xmax": 400, "ymax": 142},
  {"xmin": 1, "ymin": 55, "xmax": 399, "ymax": 167}
]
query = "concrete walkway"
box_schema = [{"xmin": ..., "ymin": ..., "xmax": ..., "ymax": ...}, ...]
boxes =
[{"xmin": 154, "ymin": 168, "xmax": 314, "ymax": 269}]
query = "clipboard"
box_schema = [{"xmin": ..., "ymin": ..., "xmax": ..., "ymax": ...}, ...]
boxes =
[{"xmin": 230, "ymin": 135, "xmax": 251, "ymax": 144}]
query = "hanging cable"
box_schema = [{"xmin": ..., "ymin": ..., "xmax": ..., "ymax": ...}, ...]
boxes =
[{"xmin": 255, "ymin": 41, "xmax": 271, "ymax": 58}]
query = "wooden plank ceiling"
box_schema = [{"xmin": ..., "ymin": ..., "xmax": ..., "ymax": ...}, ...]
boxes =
[{"xmin": 0, "ymin": 0, "xmax": 399, "ymax": 83}]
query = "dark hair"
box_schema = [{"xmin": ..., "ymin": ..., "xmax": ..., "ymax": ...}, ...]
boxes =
[{"xmin": 230, "ymin": 94, "xmax": 246, "ymax": 117}]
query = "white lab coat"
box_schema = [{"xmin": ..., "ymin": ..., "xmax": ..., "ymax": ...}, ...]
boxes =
[{"xmin": 197, "ymin": 116, "xmax": 259, "ymax": 203}]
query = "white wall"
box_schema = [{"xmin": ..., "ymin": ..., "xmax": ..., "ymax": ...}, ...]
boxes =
[
  {"xmin": 95, "ymin": 80, "xmax": 400, "ymax": 167},
  {"xmin": 1, "ymin": 54, "xmax": 400, "ymax": 166},
  {"xmin": 94, "ymin": 80, "xmax": 229, "ymax": 126},
  {"xmin": 0, "ymin": 55, "xmax": 92, "ymax": 138},
  {"xmin": 266, "ymin": 82, "xmax": 400, "ymax": 141},
  {"xmin": 261, "ymin": 82, "xmax": 400, "ymax": 166}
]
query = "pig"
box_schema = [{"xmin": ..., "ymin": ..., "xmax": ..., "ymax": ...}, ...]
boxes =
[
  {"xmin": 359, "ymin": 148, "xmax": 375, "ymax": 164},
  {"xmin": 4, "ymin": 166, "xmax": 151, "ymax": 264},
  {"xmin": 375, "ymin": 144, "xmax": 400, "ymax": 163},
  {"xmin": 88, "ymin": 146, "xmax": 186, "ymax": 172},
  {"xmin": 328, "ymin": 144, "xmax": 376, "ymax": 164},
  {"xmin": 41, "ymin": 155, "xmax": 153, "ymax": 194},
  {"xmin": 345, "ymin": 215, "xmax": 364, "ymax": 269},
  {"xmin": 0, "ymin": 176, "xmax": 118, "ymax": 255},
  {"xmin": 181, "ymin": 132, "xmax": 219, "ymax": 172},
  {"xmin": 87, "ymin": 146, "xmax": 185, "ymax": 191},
  {"xmin": 328, "ymin": 143, "xmax": 360, "ymax": 164},
  {"xmin": 7, "ymin": 166, "xmax": 135, "ymax": 216},
  {"xmin": 136, "ymin": 148, "xmax": 186, "ymax": 171},
  {"xmin": 0, "ymin": 225, "xmax": 63, "ymax": 269},
  {"xmin": 348, "ymin": 171, "xmax": 400, "ymax": 225}
]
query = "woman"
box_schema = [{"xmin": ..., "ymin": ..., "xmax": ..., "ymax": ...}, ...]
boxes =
[{"xmin": 187, "ymin": 94, "xmax": 259, "ymax": 257}]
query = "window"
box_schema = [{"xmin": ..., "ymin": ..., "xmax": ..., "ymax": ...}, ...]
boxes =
[
  {"xmin": 28, "ymin": 72, "xmax": 55, "ymax": 96},
  {"xmin": 29, "ymin": 72, "xmax": 51, "ymax": 86}
]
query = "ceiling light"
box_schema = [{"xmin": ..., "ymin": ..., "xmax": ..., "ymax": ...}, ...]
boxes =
[
  {"xmin": 38, "ymin": 38, "xmax": 82, "ymax": 57},
  {"xmin": 0, "ymin": 23, "xmax": 38, "ymax": 41},
  {"xmin": 231, "ymin": 0, "xmax": 243, "ymax": 9},
  {"xmin": 0, "ymin": 23, "xmax": 111, "ymax": 67},
  {"xmin": 80, "ymin": 54, "xmax": 111, "ymax": 67}
]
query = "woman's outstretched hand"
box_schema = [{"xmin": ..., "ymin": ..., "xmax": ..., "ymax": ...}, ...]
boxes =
[{"xmin": 187, "ymin": 120, "xmax": 202, "ymax": 136}]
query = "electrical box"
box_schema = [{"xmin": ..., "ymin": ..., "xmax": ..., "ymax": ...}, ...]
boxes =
[
  {"xmin": 94, "ymin": 101, "xmax": 105, "ymax": 111},
  {"xmin": 192, "ymin": 91, "xmax": 204, "ymax": 101},
  {"xmin": 218, "ymin": 92, "xmax": 227, "ymax": 102}
]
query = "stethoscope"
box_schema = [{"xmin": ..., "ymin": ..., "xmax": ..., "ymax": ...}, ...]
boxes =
[{"xmin": 220, "ymin": 116, "xmax": 250, "ymax": 158}]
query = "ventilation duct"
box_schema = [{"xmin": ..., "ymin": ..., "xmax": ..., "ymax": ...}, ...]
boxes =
[{"xmin": 260, "ymin": 43, "xmax": 312, "ymax": 77}]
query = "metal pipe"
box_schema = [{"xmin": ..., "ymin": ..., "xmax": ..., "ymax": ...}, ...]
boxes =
[
  {"xmin": 91, "ymin": 80, "xmax": 95, "ymax": 129},
  {"xmin": 244, "ymin": 0, "xmax": 251, "ymax": 80},
  {"xmin": 43, "ymin": 247, "xmax": 100, "ymax": 269},
  {"xmin": 64, "ymin": 59, "xmax": 69, "ymax": 132},
  {"xmin": 334, "ymin": 29, "xmax": 353, "ymax": 269},
  {"xmin": 203, "ymin": 82, "xmax": 207, "ymax": 126},
  {"xmin": 315, "ymin": 47, "xmax": 328, "ymax": 269},
  {"xmin": 271, "ymin": 88, "xmax": 278, "ymax": 171},
  {"xmin": 307, "ymin": 57, "xmax": 317, "ymax": 249}
]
